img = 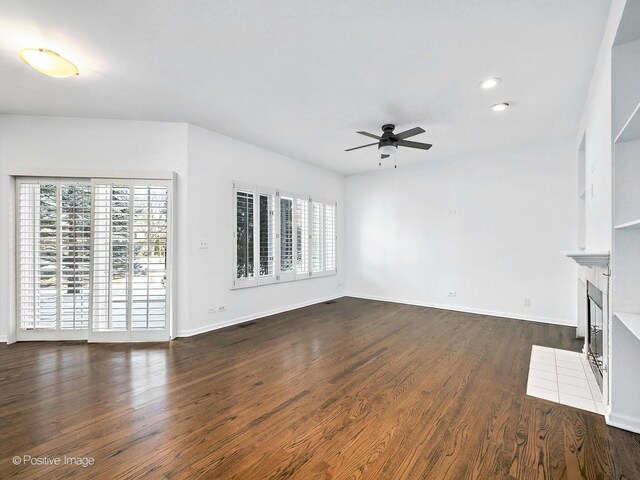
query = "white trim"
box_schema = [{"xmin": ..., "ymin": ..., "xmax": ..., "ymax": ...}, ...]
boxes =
[
  {"xmin": 176, "ymin": 294, "xmax": 344, "ymax": 338},
  {"xmin": 0, "ymin": 336, "xmax": 9, "ymax": 344},
  {"xmin": 606, "ymin": 411, "xmax": 640, "ymax": 434},
  {"xmin": 345, "ymin": 293, "xmax": 576, "ymax": 327},
  {"xmin": 88, "ymin": 329, "xmax": 169, "ymax": 343},
  {"xmin": 9, "ymin": 168, "xmax": 174, "ymax": 180}
]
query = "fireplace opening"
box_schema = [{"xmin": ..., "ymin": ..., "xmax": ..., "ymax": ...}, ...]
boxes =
[{"xmin": 587, "ymin": 281, "xmax": 604, "ymax": 391}]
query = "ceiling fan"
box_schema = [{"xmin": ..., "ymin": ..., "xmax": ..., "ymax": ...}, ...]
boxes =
[{"xmin": 345, "ymin": 124, "xmax": 433, "ymax": 162}]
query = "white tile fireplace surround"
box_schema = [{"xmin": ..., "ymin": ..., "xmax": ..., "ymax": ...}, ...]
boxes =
[{"xmin": 526, "ymin": 345, "xmax": 604, "ymax": 414}]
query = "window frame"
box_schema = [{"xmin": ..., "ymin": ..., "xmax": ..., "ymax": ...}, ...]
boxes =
[{"xmin": 232, "ymin": 182, "xmax": 337, "ymax": 289}]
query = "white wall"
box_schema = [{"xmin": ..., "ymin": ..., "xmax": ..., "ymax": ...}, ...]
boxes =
[
  {"xmin": 182, "ymin": 124, "xmax": 345, "ymax": 336},
  {"xmin": 575, "ymin": 0, "xmax": 626, "ymax": 252},
  {"xmin": 345, "ymin": 140, "xmax": 578, "ymax": 326},
  {"xmin": 0, "ymin": 115, "xmax": 345, "ymax": 342},
  {"xmin": 0, "ymin": 115, "xmax": 189, "ymax": 342}
]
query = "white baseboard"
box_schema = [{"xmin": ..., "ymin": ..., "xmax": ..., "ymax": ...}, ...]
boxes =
[
  {"xmin": 175, "ymin": 295, "xmax": 344, "ymax": 338},
  {"xmin": 606, "ymin": 411, "xmax": 640, "ymax": 434},
  {"xmin": 0, "ymin": 335, "xmax": 6, "ymax": 344},
  {"xmin": 346, "ymin": 293, "xmax": 576, "ymax": 327}
]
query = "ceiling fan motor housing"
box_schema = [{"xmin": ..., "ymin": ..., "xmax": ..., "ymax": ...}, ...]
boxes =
[
  {"xmin": 381, "ymin": 124, "xmax": 396, "ymax": 135},
  {"xmin": 379, "ymin": 124, "xmax": 397, "ymax": 150}
]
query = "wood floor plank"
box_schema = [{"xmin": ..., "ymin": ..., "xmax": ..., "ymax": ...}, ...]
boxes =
[{"xmin": 1, "ymin": 297, "xmax": 639, "ymax": 479}]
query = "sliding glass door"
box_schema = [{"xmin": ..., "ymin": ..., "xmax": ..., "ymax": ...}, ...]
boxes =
[
  {"xmin": 17, "ymin": 179, "xmax": 92, "ymax": 340},
  {"xmin": 16, "ymin": 177, "xmax": 172, "ymax": 342},
  {"xmin": 89, "ymin": 180, "xmax": 170, "ymax": 342}
]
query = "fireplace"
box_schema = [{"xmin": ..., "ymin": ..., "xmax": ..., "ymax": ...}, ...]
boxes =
[{"xmin": 587, "ymin": 281, "xmax": 604, "ymax": 390}]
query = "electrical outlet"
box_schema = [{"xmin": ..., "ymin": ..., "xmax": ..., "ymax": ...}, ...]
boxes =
[
  {"xmin": 447, "ymin": 209, "xmax": 457, "ymax": 216},
  {"xmin": 198, "ymin": 239, "xmax": 208, "ymax": 249},
  {"xmin": 524, "ymin": 298, "xmax": 531, "ymax": 307},
  {"xmin": 217, "ymin": 305, "xmax": 226, "ymax": 312},
  {"xmin": 207, "ymin": 307, "xmax": 215, "ymax": 314},
  {"xmin": 338, "ymin": 282, "xmax": 344, "ymax": 287},
  {"xmin": 448, "ymin": 291, "xmax": 457, "ymax": 297}
]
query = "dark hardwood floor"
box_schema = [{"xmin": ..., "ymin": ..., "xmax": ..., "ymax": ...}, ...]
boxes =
[{"xmin": 1, "ymin": 297, "xmax": 639, "ymax": 479}]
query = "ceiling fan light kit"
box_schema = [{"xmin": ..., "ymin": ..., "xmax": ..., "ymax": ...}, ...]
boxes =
[{"xmin": 378, "ymin": 143, "xmax": 397, "ymax": 155}]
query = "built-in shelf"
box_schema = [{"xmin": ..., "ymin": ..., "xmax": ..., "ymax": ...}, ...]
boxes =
[
  {"xmin": 615, "ymin": 100, "xmax": 640, "ymax": 143},
  {"xmin": 615, "ymin": 312, "xmax": 640, "ymax": 342},
  {"xmin": 564, "ymin": 251, "xmax": 610, "ymax": 267},
  {"xmin": 615, "ymin": 218, "xmax": 640, "ymax": 230}
]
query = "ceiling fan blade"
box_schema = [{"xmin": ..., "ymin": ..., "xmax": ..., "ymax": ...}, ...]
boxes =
[
  {"xmin": 397, "ymin": 139, "xmax": 432, "ymax": 150},
  {"xmin": 393, "ymin": 127, "xmax": 425, "ymax": 140},
  {"xmin": 345, "ymin": 141, "xmax": 378, "ymax": 152},
  {"xmin": 357, "ymin": 131, "xmax": 382, "ymax": 140},
  {"xmin": 381, "ymin": 154, "xmax": 390, "ymax": 159}
]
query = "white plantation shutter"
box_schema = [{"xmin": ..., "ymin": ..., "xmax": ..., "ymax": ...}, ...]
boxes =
[
  {"xmin": 310, "ymin": 201, "xmax": 324, "ymax": 273},
  {"xmin": 258, "ymin": 189, "xmax": 277, "ymax": 285},
  {"xmin": 17, "ymin": 179, "xmax": 91, "ymax": 340},
  {"xmin": 324, "ymin": 202, "xmax": 336, "ymax": 272},
  {"xmin": 132, "ymin": 186, "xmax": 168, "ymax": 329},
  {"xmin": 59, "ymin": 184, "xmax": 92, "ymax": 329},
  {"xmin": 232, "ymin": 182, "xmax": 336, "ymax": 288},
  {"xmin": 91, "ymin": 183, "xmax": 114, "ymax": 332},
  {"xmin": 233, "ymin": 183, "xmax": 257, "ymax": 287},
  {"xmin": 296, "ymin": 198, "xmax": 310, "ymax": 277},
  {"xmin": 279, "ymin": 193, "xmax": 296, "ymax": 281},
  {"xmin": 90, "ymin": 179, "xmax": 170, "ymax": 342}
]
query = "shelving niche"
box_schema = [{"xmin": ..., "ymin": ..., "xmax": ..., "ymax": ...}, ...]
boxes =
[{"xmin": 609, "ymin": 0, "xmax": 640, "ymax": 433}]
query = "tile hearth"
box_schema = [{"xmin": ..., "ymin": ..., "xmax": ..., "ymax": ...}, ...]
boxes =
[{"xmin": 526, "ymin": 345, "xmax": 604, "ymax": 415}]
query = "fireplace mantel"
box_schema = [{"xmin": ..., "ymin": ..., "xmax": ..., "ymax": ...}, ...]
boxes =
[{"xmin": 564, "ymin": 251, "xmax": 610, "ymax": 268}]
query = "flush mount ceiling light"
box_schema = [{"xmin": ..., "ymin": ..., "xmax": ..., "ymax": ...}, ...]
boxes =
[
  {"xmin": 491, "ymin": 102, "xmax": 510, "ymax": 112},
  {"xmin": 19, "ymin": 48, "xmax": 79, "ymax": 77},
  {"xmin": 479, "ymin": 77, "xmax": 501, "ymax": 89}
]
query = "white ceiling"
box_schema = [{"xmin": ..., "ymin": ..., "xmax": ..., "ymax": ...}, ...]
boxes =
[{"xmin": 0, "ymin": 0, "xmax": 610, "ymax": 175}]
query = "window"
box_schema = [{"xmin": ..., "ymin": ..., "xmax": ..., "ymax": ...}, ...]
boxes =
[
  {"xmin": 235, "ymin": 188, "xmax": 254, "ymax": 281},
  {"xmin": 232, "ymin": 182, "xmax": 337, "ymax": 288}
]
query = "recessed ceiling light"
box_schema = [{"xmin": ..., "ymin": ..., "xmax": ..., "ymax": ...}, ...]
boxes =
[
  {"xmin": 491, "ymin": 102, "xmax": 509, "ymax": 112},
  {"xmin": 19, "ymin": 48, "xmax": 79, "ymax": 78},
  {"xmin": 479, "ymin": 78, "xmax": 501, "ymax": 89}
]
